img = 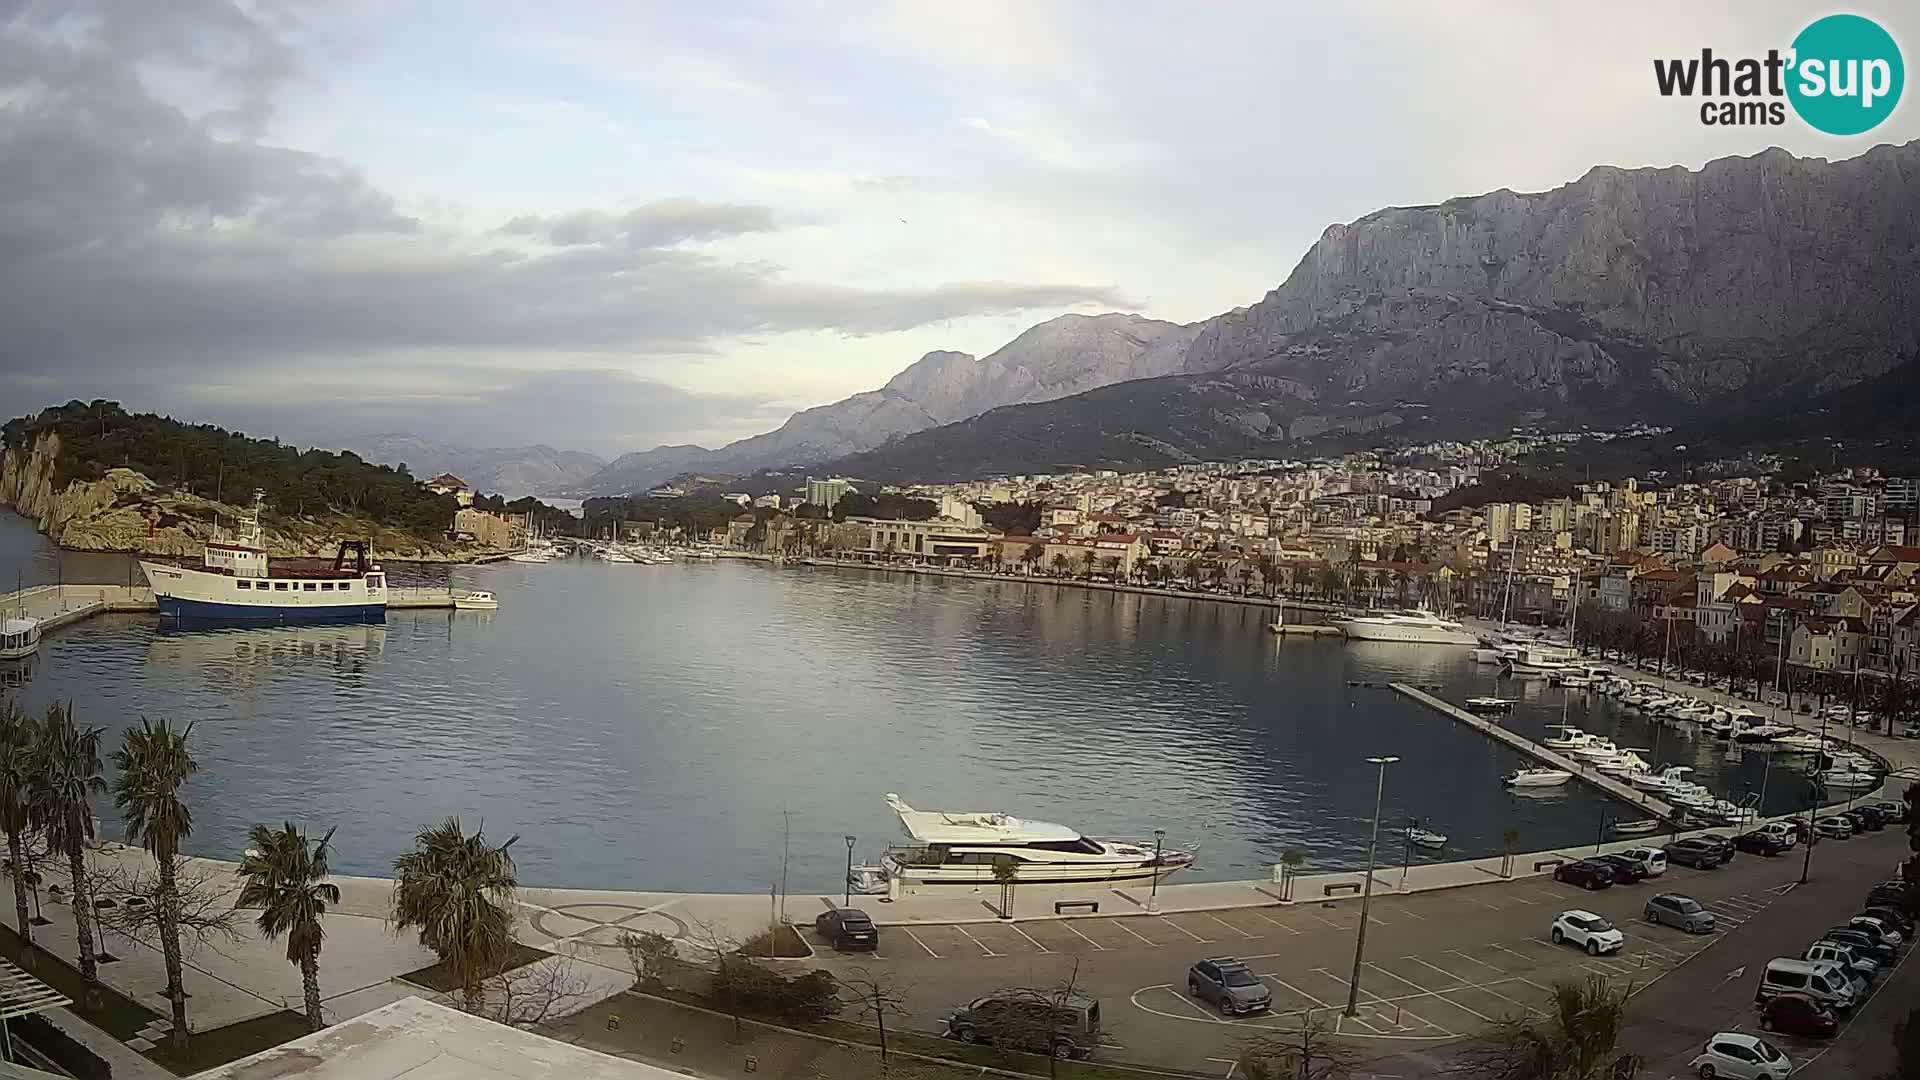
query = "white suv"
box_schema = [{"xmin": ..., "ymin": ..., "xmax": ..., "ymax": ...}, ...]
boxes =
[
  {"xmin": 1617, "ymin": 847, "xmax": 1668, "ymax": 876},
  {"xmin": 1551, "ymin": 910, "xmax": 1625, "ymax": 955},
  {"xmin": 1752, "ymin": 822, "xmax": 1797, "ymax": 848}
]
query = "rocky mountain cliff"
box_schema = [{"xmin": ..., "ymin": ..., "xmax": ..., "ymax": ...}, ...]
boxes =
[
  {"xmin": 586, "ymin": 313, "xmax": 1195, "ymax": 493},
  {"xmin": 822, "ymin": 142, "xmax": 1920, "ymax": 482},
  {"xmin": 344, "ymin": 434, "xmax": 604, "ymax": 497},
  {"xmin": 0, "ymin": 431, "xmax": 473, "ymax": 559}
]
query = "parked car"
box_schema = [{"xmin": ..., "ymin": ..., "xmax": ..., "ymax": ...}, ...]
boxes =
[
  {"xmin": 1820, "ymin": 927, "xmax": 1896, "ymax": 966},
  {"xmin": 1804, "ymin": 940, "xmax": 1879, "ymax": 984},
  {"xmin": 1757, "ymin": 993, "xmax": 1838, "ymax": 1039},
  {"xmin": 1644, "ymin": 893, "xmax": 1716, "ymax": 934},
  {"xmin": 945, "ymin": 989, "xmax": 1103, "ymax": 1059},
  {"xmin": 1861, "ymin": 905, "xmax": 1915, "ymax": 937},
  {"xmin": 1847, "ymin": 915, "xmax": 1904, "ymax": 948},
  {"xmin": 1617, "ymin": 846, "xmax": 1669, "ymax": 877},
  {"xmin": 1186, "ymin": 957, "xmax": 1272, "ymax": 1016},
  {"xmin": 1814, "ymin": 816, "xmax": 1854, "ymax": 840},
  {"xmin": 1755, "ymin": 957, "xmax": 1860, "ymax": 1012},
  {"xmin": 1751, "ymin": 822, "xmax": 1798, "ymax": 849},
  {"xmin": 1735, "ymin": 831, "xmax": 1790, "ymax": 856},
  {"xmin": 1554, "ymin": 859, "xmax": 1617, "ymax": 890},
  {"xmin": 1789, "ymin": 819, "xmax": 1821, "ymax": 846},
  {"xmin": 1840, "ymin": 808, "xmax": 1882, "ymax": 834},
  {"xmin": 1868, "ymin": 800, "xmax": 1908, "ymax": 824},
  {"xmin": 1855, "ymin": 804, "xmax": 1890, "ymax": 829},
  {"xmin": 1551, "ymin": 909, "xmax": 1624, "ymax": 955},
  {"xmin": 1867, "ymin": 880, "xmax": 1911, "ymax": 908},
  {"xmin": 1691, "ymin": 1032, "xmax": 1791, "ymax": 1079},
  {"xmin": 814, "ymin": 908, "xmax": 879, "ymax": 951},
  {"xmin": 1698, "ymin": 833, "xmax": 1738, "ymax": 862},
  {"xmin": 1593, "ymin": 853, "xmax": 1650, "ymax": 883},
  {"xmin": 1665, "ymin": 837, "xmax": 1725, "ymax": 869}
]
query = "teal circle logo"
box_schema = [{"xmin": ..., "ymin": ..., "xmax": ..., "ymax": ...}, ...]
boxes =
[{"xmin": 1788, "ymin": 14, "xmax": 1903, "ymax": 135}]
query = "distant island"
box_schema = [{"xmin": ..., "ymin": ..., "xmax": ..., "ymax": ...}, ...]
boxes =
[{"xmin": 0, "ymin": 401, "xmax": 560, "ymax": 561}]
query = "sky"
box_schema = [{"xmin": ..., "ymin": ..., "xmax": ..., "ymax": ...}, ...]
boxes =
[{"xmin": 2, "ymin": 1, "xmax": 1917, "ymax": 458}]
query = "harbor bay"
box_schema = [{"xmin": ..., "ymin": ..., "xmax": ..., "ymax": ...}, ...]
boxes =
[{"xmin": 0, "ymin": 512, "xmax": 1814, "ymax": 894}]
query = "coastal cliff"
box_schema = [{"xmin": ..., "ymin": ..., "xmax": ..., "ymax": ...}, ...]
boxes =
[{"xmin": 0, "ymin": 431, "xmax": 480, "ymax": 561}]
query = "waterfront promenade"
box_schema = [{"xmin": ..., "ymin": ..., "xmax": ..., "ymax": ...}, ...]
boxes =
[{"xmin": 799, "ymin": 556, "xmax": 1342, "ymax": 616}]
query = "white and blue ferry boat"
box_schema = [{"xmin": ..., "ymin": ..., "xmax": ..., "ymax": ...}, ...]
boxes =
[{"xmin": 140, "ymin": 494, "xmax": 387, "ymax": 623}]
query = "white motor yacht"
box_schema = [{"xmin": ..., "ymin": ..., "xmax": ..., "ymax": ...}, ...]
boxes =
[
  {"xmin": 872, "ymin": 793, "xmax": 1193, "ymax": 885},
  {"xmin": 1596, "ymin": 750, "xmax": 1651, "ymax": 776},
  {"xmin": 1405, "ymin": 826, "xmax": 1448, "ymax": 848},
  {"xmin": 1503, "ymin": 643, "xmax": 1577, "ymax": 678},
  {"xmin": 1332, "ymin": 610, "xmax": 1478, "ymax": 646},
  {"xmin": 452, "ymin": 591, "xmax": 499, "ymax": 611},
  {"xmin": 1772, "ymin": 732, "xmax": 1831, "ymax": 753},
  {"xmin": 1570, "ymin": 738, "xmax": 1620, "ymax": 761},
  {"xmin": 1733, "ymin": 723, "xmax": 1792, "ymax": 745},
  {"xmin": 1505, "ymin": 767, "xmax": 1573, "ymax": 788}
]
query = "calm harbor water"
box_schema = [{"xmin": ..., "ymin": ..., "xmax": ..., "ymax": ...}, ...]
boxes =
[{"xmin": 0, "ymin": 513, "xmax": 1816, "ymax": 892}]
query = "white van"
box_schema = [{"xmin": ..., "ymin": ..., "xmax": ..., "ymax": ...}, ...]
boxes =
[
  {"xmin": 1755, "ymin": 958, "xmax": 1858, "ymax": 1011},
  {"xmin": 1618, "ymin": 847, "xmax": 1668, "ymax": 877}
]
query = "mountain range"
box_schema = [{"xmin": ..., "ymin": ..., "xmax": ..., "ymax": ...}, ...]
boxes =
[
  {"xmin": 368, "ymin": 141, "xmax": 1920, "ymax": 494},
  {"xmin": 338, "ymin": 435, "xmax": 604, "ymax": 498}
]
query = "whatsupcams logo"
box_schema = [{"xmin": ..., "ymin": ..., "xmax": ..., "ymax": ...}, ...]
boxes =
[{"xmin": 1653, "ymin": 14, "xmax": 1903, "ymax": 133}]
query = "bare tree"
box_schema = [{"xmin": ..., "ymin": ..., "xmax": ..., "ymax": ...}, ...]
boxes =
[
  {"xmin": 1238, "ymin": 1013, "xmax": 1365, "ymax": 1080},
  {"xmin": 837, "ymin": 966, "xmax": 910, "ymax": 1075},
  {"xmin": 617, "ymin": 929, "xmax": 678, "ymax": 991},
  {"xmin": 686, "ymin": 919, "xmax": 748, "ymax": 1042},
  {"xmin": 93, "ymin": 855, "xmax": 243, "ymax": 957},
  {"xmin": 964, "ymin": 960, "xmax": 1091, "ymax": 1080},
  {"xmin": 459, "ymin": 957, "xmax": 592, "ymax": 1028}
]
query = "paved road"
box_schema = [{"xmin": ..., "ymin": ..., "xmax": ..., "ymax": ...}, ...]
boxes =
[{"xmin": 801, "ymin": 828, "xmax": 1911, "ymax": 1076}]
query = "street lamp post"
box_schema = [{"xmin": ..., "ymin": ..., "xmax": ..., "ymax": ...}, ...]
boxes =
[
  {"xmin": 843, "ymin": 835, "xmax": 856, "ymax": 908},
  {"xmin": 1147, "ymin": 829, "xmax": 1167, "ymax": 913},
  {"xmin": 1346, "ymin": 755, "xmax": 1399, "ymax": 1017},
  {"xmin": 1799, "ymin": 707, "xmax": 1830, "ymax": 886}
]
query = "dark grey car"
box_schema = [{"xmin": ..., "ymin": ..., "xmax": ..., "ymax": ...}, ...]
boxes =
[
  {"xmin": 1644, "ymin": 892, "xmax": 1716, "ymax": 933},
  {"xmin": 1187, "ymin": 957, "xmax": 1272, "ymax": 1015}
]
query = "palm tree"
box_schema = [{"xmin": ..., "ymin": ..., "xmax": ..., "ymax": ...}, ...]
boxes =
[
  {"xmin": 239, "ymin": 822, "xmax": 340, "ymax": 1031},
  {"xmin": 0, "ymin": 701, "xmax": 37, "ymax": 963},
  {"xmin": 30, "ymin": 703, "xmax": 106, "ymax": 1005},
  {"xmin": 1467, "ymin": 975, "xmax": 1638, "ymax": 1079},
  {"xmin": 111, "ymin": 717, "xmax": 198, "ymax": 1053},
  {"xmin": 1050, "ymin": 553, "xmax": 1070, "ymax": 577},
  {"xmin": 391, "ymin": 818, "xmax": 519, "ymax": 1010}
]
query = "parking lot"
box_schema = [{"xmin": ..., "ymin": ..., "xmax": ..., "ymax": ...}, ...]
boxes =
[{"xmin": 802, "ymin": 843, "xmax": 1839, "ymax": 1073}]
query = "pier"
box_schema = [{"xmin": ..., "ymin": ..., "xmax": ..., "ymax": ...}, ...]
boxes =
[{"xmin": 1390, "ymin": 682, "xmax": 1682, "ymax": 821}]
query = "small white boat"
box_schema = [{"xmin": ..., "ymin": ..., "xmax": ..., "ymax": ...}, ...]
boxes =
[
  {"xmin": 1405, "ymin": 826, "xmax": 1448, "ymax": 848},
  {"xmin": 1772, "ymin": 732, "xmax": 1830, "ymax": 753},
  {"xmin": 1505, "ymin": 767, "xmax": 1572, "ymax": 788},
  {"xmin": 1821, "ymin": 768, "xmax": 1881, "ymax": 788},
  {"xmin": 1543, "ymin": 725, "xmax": 1592, "ymax": 751},
  {"xmin": 452, "ymin": 591, "xmax": 499, "ymax": 611},
  {"xmin": 1465, "ymin": 697, "xmax": 1514, "ymax": 714},
  {"xmin": 1612, "ymin": 819, "xmax": 1662, "ymax": 836},
  {"xmin": 1570, "ymin": 738, "xmax": 1620, "ymax": 761},
  {"xmin": 1471, "ymin": 646, "xmax": 1506, "ymax": 665},
  {"xmin": 0, "ymin": 616, "xmax": 40, "ymax": 660},
  {"xmin": 506, "ymin": 551, "xmax": 551, "ymax": 564}
]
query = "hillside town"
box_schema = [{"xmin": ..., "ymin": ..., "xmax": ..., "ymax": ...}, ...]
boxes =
[{"xmin": 628, "ymin": 430, "xmax": 1920, "ymax": 688}]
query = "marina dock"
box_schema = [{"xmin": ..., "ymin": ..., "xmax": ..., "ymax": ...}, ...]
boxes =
[{"xmin": 1390, "ymin": 682, "xmax": 1682, "ymax": 821}]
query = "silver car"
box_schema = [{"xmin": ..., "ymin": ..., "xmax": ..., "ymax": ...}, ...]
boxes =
[
  {"xmin": 1187, "ymin": 957, "xmax": 1272, "ymax": 1015},
  {"xmin": 1645, "ymin": 893, "xmax": 1716, "ymax": 933}
]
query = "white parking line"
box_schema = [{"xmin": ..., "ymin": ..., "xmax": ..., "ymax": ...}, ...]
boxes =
[
  {"xmin": 1313, "ymin": 967, "xmax": 1445, "ymax": 1034},
  {"xmin": 1267, "ymin": 972, "xmax": 1328, "ymax": 1006},
  {"xmin": 1363, "ymin": 962, "xmax": 1493, "ymax": 1023},
  {"xmin": 1006, "ymin": 923, "xmax": 1051, "ymax": 953},
  {"xmin": 1201, "ymin": 912, "xmax": 1257, "ymax": 939},
  {"xmin": 1163, "ymin": 917, "xmax": 1211, "ymax": 943},
  {"xmin": 1447, "ymin": 949, "xmax": 1508, "ymax": 974},
  {"xmin": 1112, "ymin": 919, "xmax": 1160, "ymax": 946},
  {"xmin": 1162, "ymin": 987, "xmax": 1229, "ymax": 1024},
  {"xmin": 1461, "ymin": 894, "xmax": 1503, "ymax": 911},
  {"xmin": 1518, "ymin": 977, "xmax": 1555, "ymax": 994},
  {"xmin": 953, "ymin": 924, "xmax": 1001, "ymax": 957},
  {"xmin": 1253, "ymin": 911, "xmax": 1303, "ymax": 935},
  {"xmin": 1401, "ymin": 956, "xmax": 1468, "ymax": 987},
  {"xmin": 1059, "ymin": 921, "xmax": 1108, "ymax": 951},
  {"xmin": 901, "ymin": 927, "xmax": 940, "ymax": 958},
  {"xmin": 1468, "ymin": 978, "xmax": 1535, "ymax": 1014},
  {"xmin": 1307, "ymin": 911, "xmax": 1348, "ymax": 930}
]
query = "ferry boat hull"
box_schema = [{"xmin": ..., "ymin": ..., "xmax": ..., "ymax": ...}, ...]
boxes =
[
  {"xmin": 152, "ymin": 592, "xmax": 385, "ymax": 623},
  {"xmin": 1333, "ymin": 614, "xmax": 1478, "ymax": 646}
]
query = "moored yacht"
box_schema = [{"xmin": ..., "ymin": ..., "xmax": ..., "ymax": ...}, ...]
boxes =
[
  {"xmin": 1332, "ymin": 610, "xmax": 1478, "ymax": 646},
  {"xmin": 1502, "ymin": 641, "xmax": 1579, "ymax": 677},
  {"xmin": 1542, "ymin": 725, "xmax": 1593, "ymax": 751},
  {"xmin": 0, "ymin": 616, "xmax": 40, "ymax": 660},
  {"xmin": 871, "ymin": 793, "xmax": 1194, "ymax": 885},
  {"xmin": 1505, "ymin": 767, "xmax": 1573, "ymax": 788}
]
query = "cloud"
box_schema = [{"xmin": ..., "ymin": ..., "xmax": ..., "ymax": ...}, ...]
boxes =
[
  {"xmin": 498, "ymin": 198, "xmax": 779, "ymax": 248},
  {"xmin": 0, "ymin": 1, "xmax": 1126, "ymax": 452}
]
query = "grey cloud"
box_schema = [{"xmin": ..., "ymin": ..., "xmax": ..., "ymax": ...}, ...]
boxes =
[
  {"xmin": 0, "ymin": 2, "xmax": 1127, "ymax": 454},
  {"xmin": 499, "ymin": 198, "xmax": 779, "ymax": 248}
]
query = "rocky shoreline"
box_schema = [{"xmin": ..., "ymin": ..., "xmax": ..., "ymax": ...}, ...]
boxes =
[{"xmin": 1, "ymin": 431, "xmax": 503, "ymax": 563}]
